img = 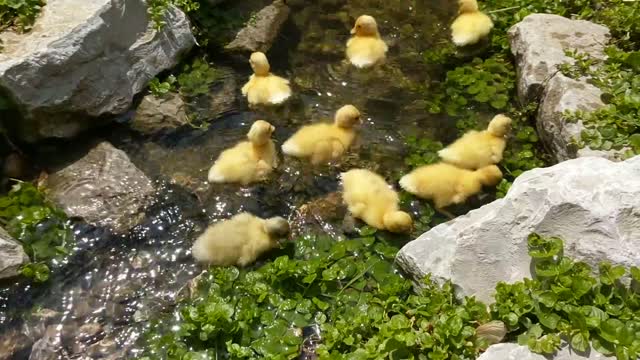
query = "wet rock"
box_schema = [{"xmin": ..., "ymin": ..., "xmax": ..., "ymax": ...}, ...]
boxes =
[
  {"xmin": 86, "ymin": 338, "xmax": 118, "ymax": 358},
  {"xmin": 478, "ymin": 343, "xmax": 614, "ymax": 360},
  {"xmin": 185, "ymin": 71, "xmax": 238, "ymax": 121},
  {"xmin": 28, "ymin": 326, "xmax": 60, "ymax": 360},
  {"xmin": 3, "ymin": 153, "xmax": 30, "ymax": 179},
  {"xmin": 290, "ymin": 192, "xmax": 347, "ymax": 238},
  {"xmin": 131, "ymin": 93, "xmax": 189, "ymax": 135},
  {"xmin": 0, "ymin": 329, "xmax": 32, "ymax": 360},
  {"xmin": 225, "ymin": 0, "xmax": 291, "ymax": 54},
  {"xmin": 396, "ymin": 156, "xmax": 640, "ymax": 303},
  {"xmin": 0, "ymin": 226, "xmax": 29, "ymax": 280},
  {"xmin": 76, "ymin": 323, "xmax": 104, "ymax": 342},
  {"xmin": 45, "ymin": 142, "xmax": 155, "ymax": 234},
  {"xmin": 0, "ymin": 0, "xmax": 195, "ymax": 142}
]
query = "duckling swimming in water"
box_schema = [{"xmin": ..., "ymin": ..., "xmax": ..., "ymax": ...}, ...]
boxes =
[
  {"xmin": 450, "ymin": 0, "xmax": 494, "ymax": 47},
  {"xmin": 438, "ymin": 114, "xmax": 512, "ymax": 169},
  {"xmin": 346, "ymin": 15, "xmax": 388, "ymax": 68},
  {"xmin": 241, "ymin": 52, "xmax": 292, "ymax": 106},
  {"xmin": 192, "ymin": 212, "xmax": 290, "ymax": 267},
  {"xmin": 341, "ymin": 169, "xmax": 413, "ymax": 233},
  {"xmin": 281, "ymin": 105, "xmax": 361, "ymax": 165},
  {"xmin": 207, "ymin": 120, "xmax": 278, "ymax": 185}
]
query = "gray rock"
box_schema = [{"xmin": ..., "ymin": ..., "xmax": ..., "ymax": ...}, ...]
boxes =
[
  {"xmin": 131, "ymin": 93, "xmax": 189, "ymax": 135},
  {"xmin": 225, "ymin": 0, "xmax": 291, "ymax": 54},
  {"xmin": 0, "ymin": 328, "xmax": 32, "ymax": 360},
  {"xmin": 396, "ymin": 156, "xmax": 640, "ymax": 303},
  {"xmin": 45, "ymin": 142, "xmax": 155, "ymax": 234},
  {"xmin": 0, "ymin": 226, "xmax": 29, "ymax": 280},
  {"xmin": 0, "ymin": 0, "xmax": 195, "ymax": 142},
  {"xmin": 28, "ymin": 327, "xmax": 59, "ymax": 360},
  {"xmin": 508, "ymin": 14, "xmax": 610, "ymax": 103},
  {"xmin": 478, "ymin": 343, "xmax": 614, "ymax": 360}
]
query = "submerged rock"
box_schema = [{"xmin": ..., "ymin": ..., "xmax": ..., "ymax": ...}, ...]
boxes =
[
  {"xmin": 0, "ymin": 226, "xmax": 29, "ymax": 280},
  {"xmin": 478, "ymin": 343, "xmax": 614, "ymax": 360},
  {"xmin": 0, "ymin": 0, "xmax": 195, "ymax": 142},
  {"xmin": 45, "ymin": 142, "xmax": 155, "ymax": 234},
  {"xmin": 225, "ymin": 0, "xmax": 291, "ymax": 54},
  {"xmin": 131, "ymin": 93, "xmax": 189, "ymax": 135},
  {"xmin": 396, "ymin": 156, "xmax": 640, "ymax": 303}
]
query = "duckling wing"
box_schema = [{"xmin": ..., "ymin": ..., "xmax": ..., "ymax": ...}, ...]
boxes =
[
  {"xmin": 246, "ymin": 75, "xmax": 291, "ymax": 105},
  {"xmin": 450, "ymin": 12, "xmax": 493, "ymax": 46},
  {"xmin": 346, "ymin": 37, "xmax": 388, "ymax": 68}
]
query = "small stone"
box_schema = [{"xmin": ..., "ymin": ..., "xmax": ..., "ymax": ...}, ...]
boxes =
[
  {"xmin": 131, "ymin": 92, "xmax": 189, "ymax": 135},
  {"xmin": 478, "ymin": 343, "xmax": 614, "ymax": 360},
  {"xmin": 225, "ymin": 0, "xmax": 291, "ymax": 54},
  {"xmin": 0, "ymin": 226, "xmax": 29, "ymax": 280}
]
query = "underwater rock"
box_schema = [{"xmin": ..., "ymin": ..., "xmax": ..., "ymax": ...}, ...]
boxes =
[
  {"xmin": 131, "ymin": 93, "xmax": 189, "ymax": 135},
  {"xmin": 396, "ymin": 156, "xmax": 640, "ymax": 303},
  {"xmin": 0, "ymin": 329, "xmax": 31, "ymax": 360},
  {"xmin": 478, "ymin": 343, "xmax": 614, "ymax": 360},
  {"xmin": 0, "ymin": 0, "xmax": 195, "ymax": 142},
  {"xmin": 0, "ymin": 226, "xmax": 29, "ymax": 280},
  {"xmin": 45, "ymin": 142, "xmax": 155, "ymax": 234},
  {"xmin": 289, "ymin": 192, "xmax": 348, "ymax": 238},
  {"xmin": 28, "ymin": 326, "xmax": 59, "ymax": 360},
  {"xmin": 225, "ymin": 0, "xmax": 291, "ymax": 55}
]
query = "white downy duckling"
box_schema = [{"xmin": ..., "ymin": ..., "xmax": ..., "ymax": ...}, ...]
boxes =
[
  {"xmin": 341, "ymin": 169, "xmax": 413, "ymax": 233},
  {"xmin": 346, "ymin": 15, "xmax": 389, "ymax": 68},
  {"xmin": 450, "ymin": 0, "xmax": 494, "ymax": 47},
  {"xmin": 192, "ymin": 212, "xmax": 290, "ymax": 267},
  {"xmin": 207, "ymin": 120, "xmax": 278, "ymax": 185},
  {"xmin": 241, "ymin": 52, "xmax": 292, "ymax": 106}
]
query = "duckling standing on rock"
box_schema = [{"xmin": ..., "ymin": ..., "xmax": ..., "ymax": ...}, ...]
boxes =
[
  {"xmin": 450, "ymin": 0, "xmax": 494, "ymax": 47},
  {"xmin": 208, "ymin": 120, "xmax": 278, "ymax": 186},
  {"xmin": 282, "ymin": 105, "xmax": 361, "ymax": 165},
  {"xmin": 192, "ymin": 213, "xmax": 290, "ymax": 267},
  {"xmin": 241, "ymin": 52, "xmax": 292, "ymax": 106},
  {"xmin": 341, "ymin": 169, "xmax": 413, "ymax": 233},
  {"xmin": 399, "ymin": 163, "xmax": 502, "ymax": 218},
  {"xmin": 346, "ymin": 15, "xmax": 388, "ymax": 68},
  {"xmin": 438, "ymin": 114, "xmax": 512, "ymax": 169}
]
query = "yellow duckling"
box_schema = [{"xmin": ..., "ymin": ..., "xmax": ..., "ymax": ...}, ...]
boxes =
[
  {"xmin": 450, "ymin": 0, "xmax": 494, "ymax": 47},
  {"xmin": 192, "ymin": 212, "xmax": 290, "ymax": 267},
  {"xmin": 207, "ymin": 120, "xmax": 278, "ymax": 185},
  {"xmin": 346, "ymin": 15, "xmax": 389, "ymax": 68},
  {"xmin": 241, "ymin": 52, "xmax": 292, "ymax": 106},
  {"xmin": 281, "ymin": 105, "xmax": 361, "ymax": 165},
  {"xmin": 399, "ymin": 163, "xmax": 502, "ymax": 217},
  {"xmin": 341, "ymin": 169, "xmax": 413, "ymax": 233},
  {"xmin": 438, "ymin": 114, "xmax": 512, "ymax": 169}
]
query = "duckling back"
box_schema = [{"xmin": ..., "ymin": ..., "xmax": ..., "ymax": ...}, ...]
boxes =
[
  {"xmin": 243, "ymin": 74, "xmax": 292, "ymax": 106},
  {"xmin": 346, "ymin": 37, "xmax": 388, "ymax": 68},
  {"xmin": 438, "ymin": 130, "xmax": 506, "ymax": 169},
  {"xmin": 282, "ymin": 123, "xmax": 356, "ymax": 164},
  {"xmin": 341, "ymin": 169, "xmax": 401, "ymax": 230},
  {"xmin": 451, "ymin": 11, "xmax": 493, "ymax": 46},
  {"xmin": 208, "ymin": 141, "xmax": 276, "ymax": 185}
]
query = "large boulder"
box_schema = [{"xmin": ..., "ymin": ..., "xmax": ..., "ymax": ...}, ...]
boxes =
[
  {"xmin": 225, "ymin": 0, "xmax": 290, "ymax": 55},
  {"xmin": 0, "ymin": 0, "xmax": 195, "ymax": 142},
  {"xmin": 45, "ymin": 142, "xmax": 155, "ymax": 234},
  {"xmin": 396, "ymin": 156, "xmax": 640, "ymax": 303},
  {"xmin": 478, "ymin": 343, "xmax": 614, "ymax": 360},
  {"xmin": 0, "ymin": 226, "xmax": 29, "ymax": 280}
]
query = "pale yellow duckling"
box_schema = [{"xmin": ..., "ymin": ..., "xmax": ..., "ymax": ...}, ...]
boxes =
[
  {"xmin": 281, "ymin": 105, "xmax": 361, "ymax": 165},
  {"xmin": 346, "ymin": 15, "xmax": 389, "ymax": 68},
  {"xmin": 450, "ymin": 0, "xmax": 494, "ymax": 47},
  {"xmin": 341, "ymin": 169, "xmax": 413, "ymax": 233},
  {"xmin": 438, "ymin": 114, "xmax": 512, "ymax": 169},
  {"xmin": 241, "ymin": 52, "xmax": 292, "ymax": 106},
  {"xmin": 192, "ymin": 212, "xmax": 290, "ymax": 267},
  {"xmin": 399, "ymin": 163, "xmax": 502, "ymax": 217},
  {"xmin": 207, "ymin": 120, "xmax": 278, "ymax": 185}
]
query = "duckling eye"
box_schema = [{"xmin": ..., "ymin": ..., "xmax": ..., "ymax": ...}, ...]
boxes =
[{"xmin": 356, "ymin": 25, "xmax": 361, "ymax": 29}]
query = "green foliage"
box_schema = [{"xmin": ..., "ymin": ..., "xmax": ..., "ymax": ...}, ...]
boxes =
[
  {"xmin": 0, "ymin": 181, "xmax": 72, "ymax": 282},
  {"xmin": 0, "ymin": 0, "xmax": 44, "ymax": 33},
  {"xmin": 148, "ymin": 75, "xmax": 176, "ymax": 97},
  {"xmin": 404, "ymin": 136, "xmax": 443, "ymax": 169},
  {"xmin": 148, "ymin": 0, "xmax": 199, "ymax": 30},
  {"xmin": 188, "ymin": 1, "xmax": 247, "ymax": 48},
  {"xmin": 177, "ymin": 58, "xmax": 222, "ymax": 98},
  {"xmin": 492, "ymin": 234, "xmax": 640, "ymax": 359},
  {"xmin": 141, "ymin": 231, "xmax": 494, "ymax": 359}
]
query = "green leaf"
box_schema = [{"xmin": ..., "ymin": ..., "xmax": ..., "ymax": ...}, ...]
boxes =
[{"xmin": 571, "ymin": 332, "xmax": 590, "ymax": 353}]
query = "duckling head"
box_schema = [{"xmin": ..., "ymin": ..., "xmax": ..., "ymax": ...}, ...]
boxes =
[
  {"xmin": 351, "ymin": 15, "xmax": 380, "ymax": 37},
  {"xmin": 264, "ymin": 216, "xmax": 290, "ymax": 239},
  {"xmin": 475, "ymin": 165, "xmax": 503, "ymax": 186},
  {"xmin": 487, "ymin": 114, "xmax": 512, "ymax": 137},
  {"xmin": 383, "ymin": 211, "xmax": 413, "ymax": 233},
  {"xmin": 247, "ymin": 120, "xmax": 275, "ymax": 146},
  {"xmin": 249, "ymin": 52, "xmax": 271, "ymax": 76},
  {"xmin": 334, "ymin": 105, "xmax": 361, "ymax": 128},
  {"xmin": 458, "ymin": 0, "xmax": 479, "ymax": 13}
]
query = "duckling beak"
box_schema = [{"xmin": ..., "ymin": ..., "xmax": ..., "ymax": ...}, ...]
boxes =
[{"xmin": 350, "ymin": 26, "xmax": 357, "ymax": 35}]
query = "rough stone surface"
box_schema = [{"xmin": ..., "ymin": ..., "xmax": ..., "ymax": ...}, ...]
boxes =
[
  {"xmin": 0, "ymin": 0, "xmax": 195, "ymax": 142},
  {"xmin": 396, "ymin": 156, "xmax": 640, "ymax": 303},
  {"xmin": 225, "ymin": 0, "xmax": 290, "ymax": 54},
  {"xmin": 131, "ymin": 93, "xmax": 189, "ymax": 135},
  {"xmin": 45, "ymin": 142, "xmax": 155, "ymax": 234},
  {"xmin": 478, "ymin": 343, "xmax": 614, "ymax": 360},
  {"xmin": 0, "ymin": 226, "xmax": 29, "ymax": 280}
]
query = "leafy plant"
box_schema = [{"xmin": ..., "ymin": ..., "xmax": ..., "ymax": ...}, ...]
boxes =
[
  {"xmin": 0, "ymin": 0, "xmax": 44, "ymax": 33},
  {"xmin": 404, "ymin": 136, "xmax": 443, "ymax": 169},
  {"xmin": 148, "ymin": 75, "xmax": 176, "ymax": 97},
  {"xmin": 0, "ymin": 181, "xmax": 72, "ymax": 282},
  {"xmin": 177, "ymin": 58, "xmax": 222, "ymax": 98},
  {"xmin": 147, "ymin": 0, "xmax": 199, "ymax": 30}
]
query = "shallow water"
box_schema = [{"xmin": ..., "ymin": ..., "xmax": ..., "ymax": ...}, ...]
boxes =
[{"xmin": 0, "ymin": 0, "xmax": 501, "ymax": 358}]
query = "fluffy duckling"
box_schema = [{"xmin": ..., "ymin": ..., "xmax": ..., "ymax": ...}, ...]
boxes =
[
  {"xmin": 346, "ymin": 15, "xmax": 389, "ymax": 68},
  {"xmin": 450, "ymin": 0, "xmax": 494, "ymax": 47},
  {"xmin": 399, "ymin": 163, "xmax": 502, "ymax": 217},
  {"xmin": 192, "ymin": 212, "xmax": 290, "ymax": 267},
  {"xmin": 241, "ymin": 52, "xmax": 292, "ymax": 106},
  {"xmin": 208, "ymin": 120, "xmax": 278, "ymax": 185},
  {"xmin": 341, "ymin": 169, "xmax": 413, "ymax": 233},
  {"xmin": 282, "ymin": 105, "xmax": 361, "ymax": 165},
  {"xmin": 438, "ymin": 114, "xmax": 512, "ymax": 169}
]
